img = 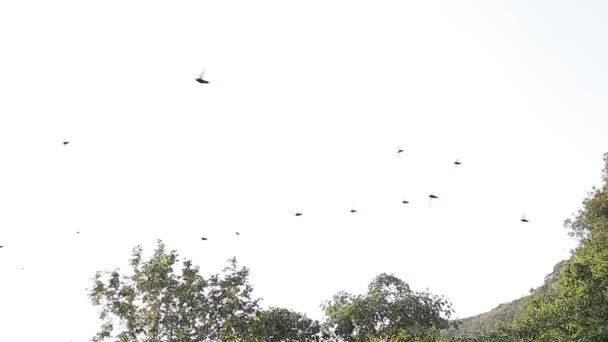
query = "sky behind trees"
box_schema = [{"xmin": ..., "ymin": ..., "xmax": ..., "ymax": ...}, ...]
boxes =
[{"xmin": 1, "ymin": 1, "xmax": 608, "ymax": 340}]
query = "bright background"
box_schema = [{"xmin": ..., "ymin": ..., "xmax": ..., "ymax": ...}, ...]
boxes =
[{"xmin": 1, "ymin": 1, "xmax": 607, "ymax": 340}]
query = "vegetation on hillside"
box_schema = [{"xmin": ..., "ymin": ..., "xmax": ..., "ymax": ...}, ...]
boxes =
[
  {"xmin": 442, "ymin": 260, "xmax": 567, "ymax": 339},
  {"xmin": 445, "ymin": 153, "xmax": 608, "ymax": 341}
]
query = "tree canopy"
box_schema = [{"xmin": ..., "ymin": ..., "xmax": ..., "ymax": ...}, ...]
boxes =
[
  {"xmin": 322, "ymin": 273, "xmax": 455, "ymax": 341},
  {"xmin": 90, "ymin": 241, "xmax": 260, "ymax": 341},
  {"xmin": 89, "ymin": 241, "xmax": 454, "ymax": 341}
]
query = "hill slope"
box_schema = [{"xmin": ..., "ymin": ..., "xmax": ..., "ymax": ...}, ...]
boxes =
[{"xmin": 442, "ymin": 259, "xmax": 568, "ymax": 338}]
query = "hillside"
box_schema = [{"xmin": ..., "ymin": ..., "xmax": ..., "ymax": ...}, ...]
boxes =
[{"xmin": 442, "ymin": 259, "xmax": 568, "ymax": 338}]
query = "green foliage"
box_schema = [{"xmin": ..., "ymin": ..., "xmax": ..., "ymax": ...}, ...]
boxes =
[
  {"xmin": 90, "ymin": 242, "xmax": 458, "ymax": 341},
  {"xmin": 90, "ymin": 240, "xmax": 258, "ymax": 341},
  {"xmin": 322, "ymin": 273, "xmax": 455, "ymax": 341},
  {"xmin": 251, "ymin": 307, "xmax": 322, "ymax": 341},
  {"xmin": 89, "ymin": 240, "xmax": 321, "ymax": 342}
]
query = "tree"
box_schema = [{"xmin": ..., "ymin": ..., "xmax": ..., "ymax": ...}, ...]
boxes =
[
  {"xmin": 322, "ymin": 273, "xmax": 456, "ymax": 341},
  {"xmin": 89, "ymin": 240, "xmax": 259, "ymax": 341},
  {"xmin": 251, "ymin": 307, "xmax": 322, "ymax": 341}
]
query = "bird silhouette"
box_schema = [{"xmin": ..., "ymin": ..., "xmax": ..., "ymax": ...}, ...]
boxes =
[
  {"xmin": 63, "ymin": 141, "xmax": 69, "ymax": 146},
  {"xmin": 397, "ymin": 147, "xmax": 404, "ymax": 155},
  {"xmin": 402, "ymin": 200, "xmax": 409, "ymax": 204},
  {"xmin": 201, "ymin": 237, "xmax": 208, "ymax": 241},
  {"xmin": 0, "ymin": 245, "xmax": 3, "ymax": 249},
  {"xmin": 195, "ymin": 69, "xmax": 209, "ymax": 84},
  {"xmin": 350, "ymin": 209, "xmax": 357, "ymax": 213},
  {"xmin": 76, "ymin": 231, "xmax": 80, "ymax": 234},
  {"xmin": 454, "ymin": 159, "xmax": 462, "ymax": 166},
  {"xmin": 295, "ymin": 212, "xmax": 303, "ymax": 216},
  {"xmin": 521, "ymin": 214, "xmax": 529, "ymax": 223},
  {"xmin": 236, "ymin": 232, "xmax": 240, "ymax": 236},
  {"xmin": 429, "ymin": 194, "xmax": 439, "ymax": 199}
]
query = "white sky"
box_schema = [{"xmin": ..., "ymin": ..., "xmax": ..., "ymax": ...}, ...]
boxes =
[{"xmin": 1, "ymin": 1, "xmax": 608, "ymax": 340}]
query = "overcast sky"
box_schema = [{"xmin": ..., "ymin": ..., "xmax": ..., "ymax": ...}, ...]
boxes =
[{"xmin": 1, "ymin": 1, "xmax": 608, "ymax": 341}]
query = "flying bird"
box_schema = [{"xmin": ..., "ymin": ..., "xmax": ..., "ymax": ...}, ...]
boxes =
[
  {"xmin": 201, "ymin": 237, "xmax": 208, "ymax": 241},
  {"xmin": 454, "ymin": 159, "xmax": 462, "ymax": 166},
  {"xmin": 0, "ymin": 245, "xmax": 3, "ymax": 249},
  {"xmin": 397, "ymin": 147, "xmax": 404, "ymax": 155},
  {"xmin": 521, "ymin": 214, "xmax": 529, "ymax": 223},
  {"xmin": 350, "ymin": 209, "xmax": 357, "ymax": 213},
  {"xmin": 402, "ymin": 200, "xmax": 409, "ymax": 204},
  {"xmin": 195, "ymin": 69, "xmax": 209, "ymax": 84},
  {"xmin": 429, "ymin": 194, "xmax": 439, "ymax": 199},
  {"xmin": 295, "ymin": 212, "xmax": 303, "ymax": 216},
  {"xmin": 63, "ymin": 141, "xmax": 69, "ymax": 146},
  {"xmin": 236, "ymin": 232, "xmax": 240, "ymax": 236}
]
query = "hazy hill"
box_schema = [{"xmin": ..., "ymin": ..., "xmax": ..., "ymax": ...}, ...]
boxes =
[{"xmin": 442, "ymin": 259, "xmax": 568, "ymax": 338}]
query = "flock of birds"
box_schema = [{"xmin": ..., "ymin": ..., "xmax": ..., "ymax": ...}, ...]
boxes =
[
  {"xmin": 289, "ymin": 146, "xmax": 530, "ymax": 223},
  {"xmin": 0, "ymin": 67, "xmax": 531, "ymax": 252},
  {"xmin": 293, "ymin": 154, "xmax": 454, "ymax": 217}
]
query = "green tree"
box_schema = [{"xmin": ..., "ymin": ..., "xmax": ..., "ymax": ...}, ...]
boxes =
[
  {"xmin": 251, "ymin": 307, "xmax": 322, "ymax": 341},
  {"xmin": 89, "ymin": 240, "xmax": 259, "ymax": 341},
  {"xmin": 322, "ymin": 273, "xmax": 455, "ymax": 341}
]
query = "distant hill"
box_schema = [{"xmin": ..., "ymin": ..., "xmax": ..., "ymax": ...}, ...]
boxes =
[{"xmin": 441, "ymin": 259, "xmax": 568, "ymax": 339}]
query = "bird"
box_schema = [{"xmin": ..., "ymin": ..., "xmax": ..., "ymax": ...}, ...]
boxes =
[
  {"xmin": 350, "ymin": 209, "xmax": 357, "ymax": 213},
  {"xmin": 295, "ymin": 212, "xmax": 303, "ymax": 216},
  {"xmin": 402, "ymin": 200, "xmax": 409, "ymax": 204},
  {"xmin": 63, "ymin": 141, "xmax": 70, "ymax": 146},
  {"xmin": 201, "ymin": 237, "xmax": 208, "ymax": 241},
  {"xmin": 236, "ymin": 232, "xmax": 240, "ymax": 236},
  {"xmin": 76, "ymin": 231, "xmax": 80, "ymax": 234},
  {"xmin": 397, "ymin": 147, "xmax": 404, "ymax": 155},
  {"xmin": 0, "ymin": 245, "xmax": 3, "ymax": 249},
  {"xmin": 429, "ymin": 194, "xmax": 439, "ymax": 199},
  {"xmin": 521, "ymin": 214, "xmax": 529, "ymax": 223},
  {"xmin": 195, "ymin": 69, "xmax": 209, "ymax": 84},
  {"xmin": 454, "ymin": 159, "xmax": 462, "ymax": 166}
]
